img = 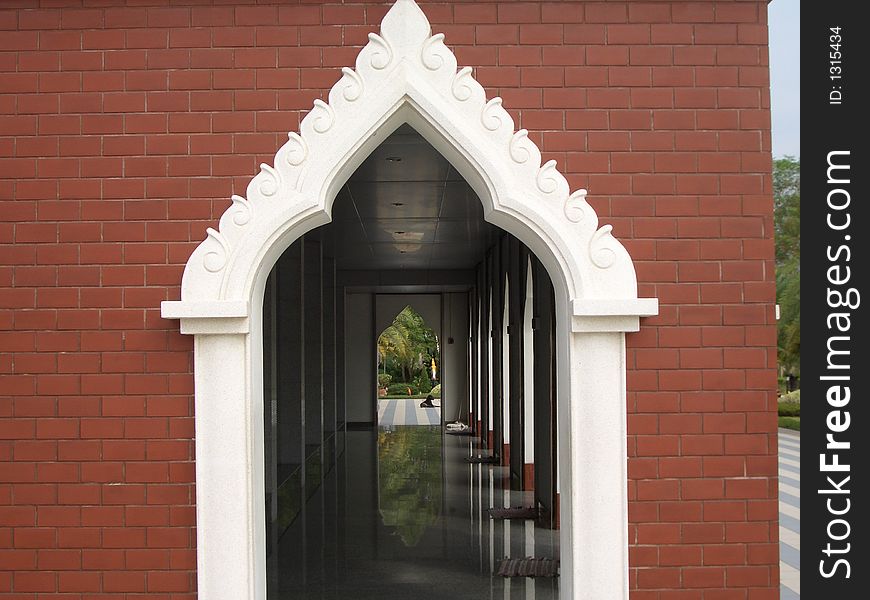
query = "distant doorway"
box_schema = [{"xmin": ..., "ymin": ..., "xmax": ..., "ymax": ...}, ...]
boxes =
[{"xmin": 377, "ymin": 305, "xmax": 441, "ymax": 427}]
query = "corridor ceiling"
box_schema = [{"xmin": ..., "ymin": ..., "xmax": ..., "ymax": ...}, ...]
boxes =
[{"xmin": 330, "ymin": 125, "xmax": 500, "ymax": 270}]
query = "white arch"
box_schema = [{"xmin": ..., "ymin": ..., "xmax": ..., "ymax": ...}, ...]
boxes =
[{"xmin": 161, "ymin": 1, "xmax": 657, "ymax": 598}]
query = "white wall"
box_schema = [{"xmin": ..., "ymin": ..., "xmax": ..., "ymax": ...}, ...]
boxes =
[
  {"xmin": 441, "ymin": 292, "xmax": 468, "ymax": 423},
  {"xmin": 344, "ymin": 292, "xmax": 374, "ymax": 423}
]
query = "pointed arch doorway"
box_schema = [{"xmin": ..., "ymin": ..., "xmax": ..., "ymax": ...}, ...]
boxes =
[{"xmin": 161, "ymin": 1, "xmax": 657, "ymax": 598}]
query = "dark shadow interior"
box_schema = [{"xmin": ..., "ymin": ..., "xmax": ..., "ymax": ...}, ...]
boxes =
[{"xmin": 262, "ymin": 125, "xmax": 561, "ymax": 599}]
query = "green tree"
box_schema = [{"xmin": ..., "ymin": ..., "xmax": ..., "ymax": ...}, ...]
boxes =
[
  {"xmin": 774, "ymin": 157, "xmax": 800, "ymax": 377},
  {"xmin": 377, "ymin": 306, "xmax": 438, "ymax": 385}
]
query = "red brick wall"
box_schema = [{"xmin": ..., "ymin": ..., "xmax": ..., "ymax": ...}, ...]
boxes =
[{"xmin": 0, "ymin": 1, "xmax": 777, "ymax": 597}]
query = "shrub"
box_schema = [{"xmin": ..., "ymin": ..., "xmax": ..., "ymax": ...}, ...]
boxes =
[
  {"xmin": 377, "ymin": 373, "xmax": 393, "ymax": 388},
  {"xmin": 781, "ymin": 389, "xmax": 800, "ymax": 403},
  {"xmin": 778, "ymin": 401, "xmax": 800, "ymax": 417},
  {"xmin": 388, "ymin": 383, "xmax": 414, "ymax": 396},
  {"xmin": 777, "ymin": 389, "xmax": 800, "ymax": 417},
  {"xmin": 430, "ymin": 384, "xmax": 441, "ymax": 398},
  {"xmin": 413, "ymin": 372, "xmax": 431, "ymax": 394}
]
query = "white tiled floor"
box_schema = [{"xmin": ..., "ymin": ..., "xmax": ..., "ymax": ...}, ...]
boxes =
[
  {"xmin": 779, "ymin": 429, "xmax": 800, "ymax": 598},
  {"xmin": 378, "ymin": 398, "xmax": 441, "ymax": 426}
]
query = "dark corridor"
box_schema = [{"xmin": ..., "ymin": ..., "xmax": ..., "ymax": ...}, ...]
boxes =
[{"xmin": 266, "ymin": 426, "xmax": 559, "ymax": 599}]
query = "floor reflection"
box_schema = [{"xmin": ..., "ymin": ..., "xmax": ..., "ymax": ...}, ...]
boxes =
[
  {"xmin": 378, "ymin": 426, "xmax": 442, "ymax": 546},
  {"xmin": 268, "ymin": 425, "xmax": 559, "ymax": 599}
]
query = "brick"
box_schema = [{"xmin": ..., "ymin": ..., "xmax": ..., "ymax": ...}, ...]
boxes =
[
  {"xmin": 725, "ymin": 522, "xmax": 771, "ymax": 543},
  {"xmin": 637, "ymin": 567, "xmax": 680, "ymax": 588},
  {"xmin": 455, "ymin": 4, "xmax": 497, "ymax": 24},
  {"xmin": 587, "ymin": 45, "xmax": 629, "ymax": 66},
  {"xmin": 0, "ymin": 4, "xmax": 778, "ymax": 596},
  {"xmin": 13, "ymin": 571, "xmax": 56, "ymax": 592}
]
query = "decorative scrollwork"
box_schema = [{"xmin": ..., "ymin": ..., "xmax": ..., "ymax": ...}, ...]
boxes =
[
  {"xmin": 367, "ymin": 33, "xmax": 393, "ymax": 70},
  {"xmin": 203, "ymin": 228, "xmax": 230, "ymax": 273},
  {"xmin": 481, "ymin": 97, "xmax": 504, "ymax": 131},
  {"xmin": 451, "ymin": 67, "xmax": 474, "ymax": 101},
  {"xmin": 564, "ymin": 189, "xmax": 590, "ymax": 223},
  {"xmin": 179, "ymin": 0, "xmax": 641, "ymax": 308},
  {"xmin": 509, "ymin": 129, "xmax": 532, "ymax": 164},
  {"xmin": 590, "ymin": 226, "xmax": 618, "ymax": 269},
  {"xmin": 311, "ymin": 99, "xmax": 335, "ymax": 134},
  {"xmin": 340, "ymin": 67, "xmax": 364, "ymax": 102},
  {"xmin": 421, "ymin": 33, "xmax": 446, "ymax": 70},
  {"xmin": 285, "ymin": 132, "xmax": 308, "ymax": 166},
  {"xmin": 536, "ymin": 160, "xmax": 559, "ymax": 194},
  {"xmin": 258, "ymin": 164, "xmax": 280, "ymax": 197},
  {"xmin": 228, "ymin": 195, "xmax": 252, "ymax": 227}
]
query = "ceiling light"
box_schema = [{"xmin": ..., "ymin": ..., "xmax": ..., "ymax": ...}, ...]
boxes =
[
  {"xmin": 392, "ymin": 202, "xmax": 404, "ymax": 207},
  {"xmin": 386, "ymin": 156, "xmax": 402, "ymax": 162}
]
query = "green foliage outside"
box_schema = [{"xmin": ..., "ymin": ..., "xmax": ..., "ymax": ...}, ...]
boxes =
[
  {"xmin": 383, "ymin": 380, "xmax": 433, "ymax": 399},
  {"xmin": 779, "ymin": 389, "xmax": 800, "ymax": 404},
  {"xmin": 774, "ymin": 157, "xmax": 800, "ymax": 379},
  {"xmin": 377, "ymin": 373, "xmax": 393, "ymax": 388},
  {"xmin": 377, "ymin": 306, "xmax": 439, "ymax": 390},
  {"xmin": 777, "ymin": 389, "xmax": 799, "ymax": 431},
  {"xmin": 387, "ymin": 382, "xmax": 418, "ymax": 396},
  {"xmin": 430, "ymin": 383, "xmax": 441, "ymax": 398},
  {"xmin": 778, "ymin": 401, "xmax": 800, "ymax": 417},
  {"xmin": 778, "ymin": 416, "xmax": 800, "ymax": 431},
  {"xmin": 377, "ymin": 426, "xmax": 442, "ymax": 546}
]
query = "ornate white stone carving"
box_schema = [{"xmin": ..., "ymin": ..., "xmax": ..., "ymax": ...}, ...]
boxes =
[
  {"xmin": 226, "ymin": 195, "xmax": 252, "ymax": 228},
  {"xmin": 364, "ymin": 33, "xmax": 393, "ymax": 70},
  {"xmin": 509, "ymin": 129, "xmax": 534, "ymax": 164},
  {"xmin": 202, "ymin": 228, "xmax": 230, "ymax": 274},
  {"xmin": 339, "ymin": 67, "xmax": 364, "ymax": 102},
  {"xmin": 480, "ymin": 97, "xmax": 508, "ymax": 132},
  {"xmin": 309, "ymin": 99, "xmax": 335, "ymax": 134},
  {"xmin": 256, "ymin": 164, "xmax": 280, "ymax": 197},
  {"xmin": 451, "ymin": 67, "xmax": 476, "ymax": 101},
  {"xmin": 168, "ymin": 0, "xmax": 654, "ymax": 327},
  {"xmin": 421, "ymin": 33, "xmax": 447, "ymax": 71},
  {"xmin": 564, "ymin": 189, "xmax": 591, "ymax": 223},
  {"xmin": 536, "ymin": 160, "xmax": 561, "ymax": 194},
  {"xmin": 284, "ymin": 132, "xmax": 307, "ymax": 166},
  {"xmin": 590, "ymin": 225, "xmax": 619, "ymax": 269}
]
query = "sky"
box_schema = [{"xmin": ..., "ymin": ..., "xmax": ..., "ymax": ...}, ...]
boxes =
[{"xmin": 767, "ymin": 0, "xmax": 800, "ymax": 158}]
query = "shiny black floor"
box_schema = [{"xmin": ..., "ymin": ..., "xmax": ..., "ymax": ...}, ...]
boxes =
[{"xmin": 267, "ymin": 426, "xmax": 560, "ymax": 599}]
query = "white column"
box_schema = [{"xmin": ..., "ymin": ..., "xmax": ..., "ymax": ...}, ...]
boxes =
[
  {"xmin": 502, "ymin": 283, "xmax": 510, "ymax": 447},
  {"xmin": 560, "ymin": 330, "xmax": 629, "ymax": 599},
  {"xmin": 522, "ymin": 266, "xmax": 534, "ymax": 466},
  {"xmin": 193, "ymin": 332, "xmax": 263, "ymax": 600}
]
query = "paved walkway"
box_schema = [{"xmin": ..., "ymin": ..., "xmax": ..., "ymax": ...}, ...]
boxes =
[
  {"xmin": 779, "ymin": 429, "xmax": 800, "ymax": 598},
  {"xmin": 377, "ymin": 398, "xmax": 441, "ymax": 427}
]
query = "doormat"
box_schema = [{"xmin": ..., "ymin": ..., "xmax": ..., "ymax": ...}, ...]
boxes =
[
  {"xmin": 465, "ymin": 455, "xmax": 499, "ymax": 464},
  {"xmin": 446, "ymin": 422, "xmax": 473, "ymax": 435},
  {"xmin": 488, "ymin": 506, "xmax": 539, "ymax": 520},
  {"xmin": 497, "ymin": 557, "xmax": 559, "ymax": 578}
]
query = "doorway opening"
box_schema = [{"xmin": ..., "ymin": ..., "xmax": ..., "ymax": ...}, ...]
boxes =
[
  {"xmin": 377, "ymin": 304, "xmax": 441, "ymax": 427},
  {"xmin": 261, "ymin": 126, "xmax": 562, "ymax": 598}
]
